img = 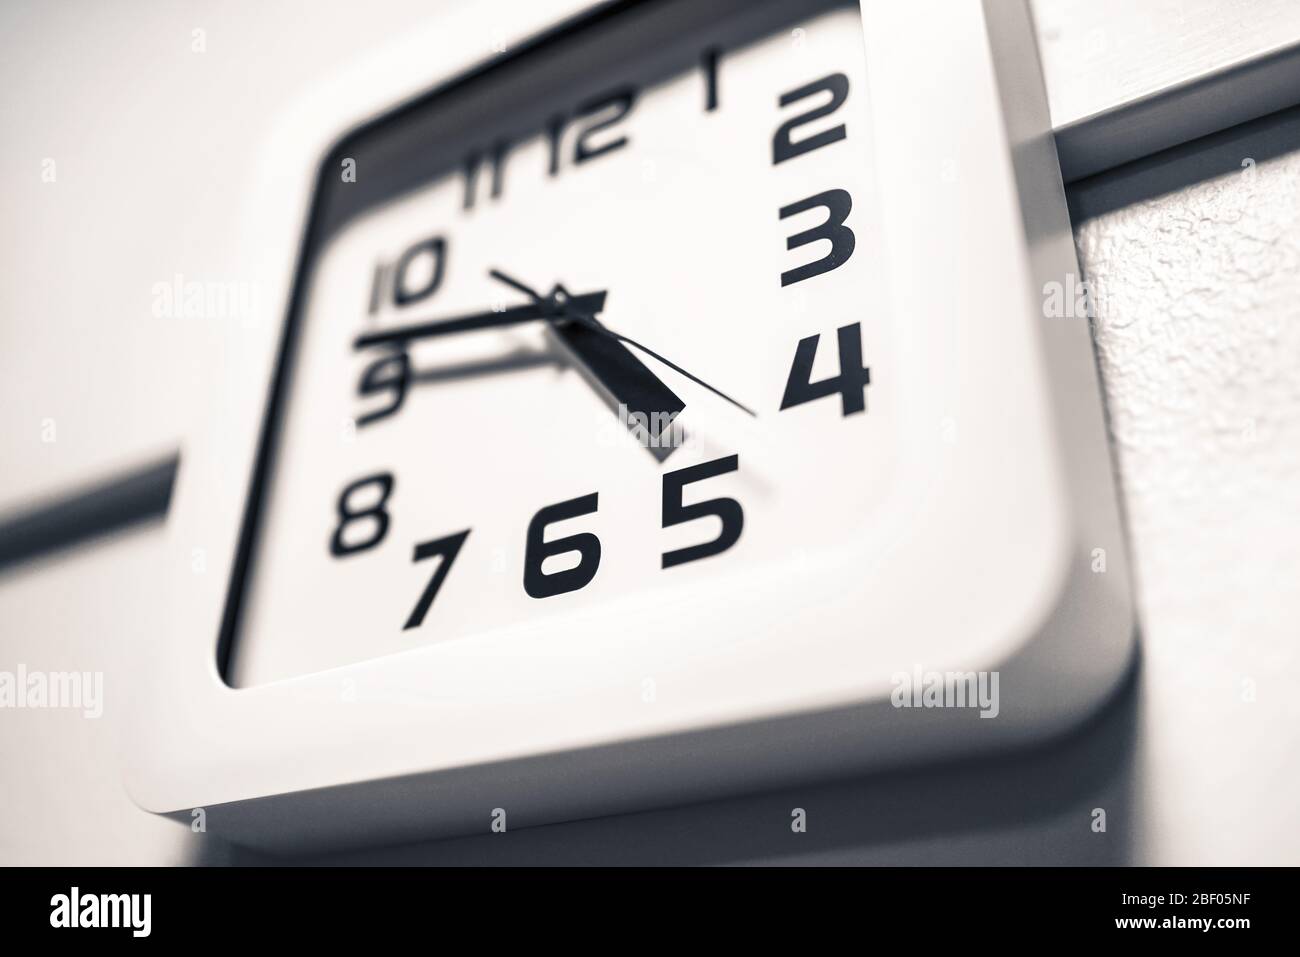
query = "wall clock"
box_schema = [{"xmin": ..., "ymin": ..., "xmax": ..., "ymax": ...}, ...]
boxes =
[{"xmin": 129, "ymin": 0, "xmax": 1133, "ymax": 851}]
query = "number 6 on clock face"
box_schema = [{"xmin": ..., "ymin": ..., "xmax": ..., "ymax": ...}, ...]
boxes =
[{"xmin": 137, "ymin": 0, "xmax": 1133, "ymax": 852}]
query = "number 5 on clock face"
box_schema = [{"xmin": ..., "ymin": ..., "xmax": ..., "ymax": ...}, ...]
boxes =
[{"xmin": 138, "ymin": 0, "xmax": 1133, "ymax": 851}]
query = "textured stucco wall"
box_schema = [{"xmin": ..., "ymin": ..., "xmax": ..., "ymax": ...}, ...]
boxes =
[{"xmin": 1066, "ymin": 106, "xmax": 1300, "ymax": 866}]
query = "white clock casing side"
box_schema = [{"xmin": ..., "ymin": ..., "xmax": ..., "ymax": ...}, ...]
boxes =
[{"xmin": 125, "ymin": 0, "xmax": 1134, "ymax": 852}]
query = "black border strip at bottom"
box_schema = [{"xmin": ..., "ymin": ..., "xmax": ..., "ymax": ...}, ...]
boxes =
[{"xmin": 0, "ymin": 867, "xmax": 1284, "ymax": 941}]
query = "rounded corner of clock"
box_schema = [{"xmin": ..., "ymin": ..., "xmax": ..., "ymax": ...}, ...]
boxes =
[
  {"xmin": 120, "ymin": 754, "xmax": 183, "ymax": 819},
  {"xmin": 985, "ymin": 540, "xmax": 1137, "ymax": 743},
  {"xmin": 316, "ymin": 123, "xmax": 367, "ymax": 188}
]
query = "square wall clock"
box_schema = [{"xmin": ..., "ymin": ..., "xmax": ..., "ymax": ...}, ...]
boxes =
[{"xmin": 129, "ymin": 0, "xmax": 1133, "ymax": 851}]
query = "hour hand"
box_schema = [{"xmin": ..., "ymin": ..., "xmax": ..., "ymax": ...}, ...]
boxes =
[
  {"xmin": 547, "ymin": 312, "xmax": 687, "ymax": 456},
  {"xmin": 488, "ymin": 271, "xmax": 686, "ymax": 459}
]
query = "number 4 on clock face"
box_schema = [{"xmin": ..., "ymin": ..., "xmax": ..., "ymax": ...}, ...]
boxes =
[{"xmin": 780, "ymin": 323, "xmax": 872, "ymax": 417}]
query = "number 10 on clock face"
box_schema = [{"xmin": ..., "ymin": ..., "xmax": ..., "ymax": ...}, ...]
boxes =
[{"xmin": 230, "ymin": 3, "xmax": 894, "ymax": 685}]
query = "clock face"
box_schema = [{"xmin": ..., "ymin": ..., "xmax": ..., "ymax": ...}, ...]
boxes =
[{"xmin": 228, "ymin": 0, "xmax": 895, "ymax": 685}]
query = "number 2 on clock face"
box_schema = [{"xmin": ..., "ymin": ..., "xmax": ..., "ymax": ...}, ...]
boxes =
[{"xmin": 230, "ymin": 4, "xmax": 894, "ymax": 686}]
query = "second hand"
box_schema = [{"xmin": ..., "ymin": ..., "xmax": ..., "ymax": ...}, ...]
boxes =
[{"xmin": 488, "ymin": 269, "xmax": 757, "ymax": 418}]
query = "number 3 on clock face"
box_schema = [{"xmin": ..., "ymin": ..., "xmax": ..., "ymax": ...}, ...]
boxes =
[{"xmin": 137, "ymin": 0, "xmax": 1133, "ymax": 848}]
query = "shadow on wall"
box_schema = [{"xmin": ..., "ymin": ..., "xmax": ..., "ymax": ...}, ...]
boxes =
[
  {"xmin": 197, "ymin": 654, "xmax": 1141, "ymax": 866},
  {"xmin": 1067, "ymin": 101, "xmax": 1300, "ymax": 224}
]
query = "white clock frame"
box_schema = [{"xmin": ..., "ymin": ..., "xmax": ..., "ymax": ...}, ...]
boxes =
[{"xmin": 126, "ymin": 0, "xmax": 1134, "ymax": 853}]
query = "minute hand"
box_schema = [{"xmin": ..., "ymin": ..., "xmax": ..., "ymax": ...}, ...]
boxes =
[{"xmin": 352, "ymin": 292, "xmax": 608, "ymax": 350}]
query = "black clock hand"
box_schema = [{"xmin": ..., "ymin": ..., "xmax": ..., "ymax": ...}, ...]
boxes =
[
  {"xmin": 488, "ymin": 270, "xmax": 685, "ymax": 450},
  {"xmin": 352, "ymin": 292, "xmax": 608, "ymax": 350},
  {"xmin": 488, "ymin": 269, "xmax": 757, "ymax": 419},
  {"xmin": 351, "ymin": 283, "xmax": 684, "ymax": 453}
]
